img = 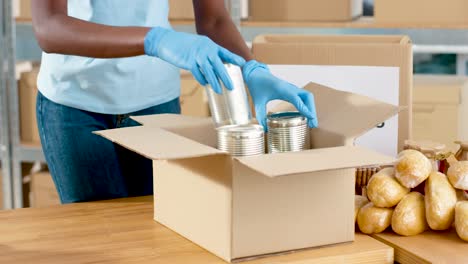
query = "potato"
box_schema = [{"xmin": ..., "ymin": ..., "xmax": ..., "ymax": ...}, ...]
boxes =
[
  {"xmin": 455, "ymin": 201, "xmax": 468, "ymax": 242},
  {"xmin": 447, "ymin": 161, "xmax": 468, "ymax": 190},
  {"xmin": 425, "ymin": 172, "xmax": 457, "ymax": 230},
  {"xmin": 395, "ymin": 150, "xmax": 432, "ymax": 188},
  {"xmin": 367, "ymin": 167, "xmax": 409, "ymax": 208},
  {"xmin": 392, "ymin": 192, "xmax": 427, "ymax": 236},
  {"xmin": 357, "ymin": 203, "xmax": 393, "ymax": 234},
  {"xmin": 355, "ymin": 195, "xmax": 369, "ymax": 222}
]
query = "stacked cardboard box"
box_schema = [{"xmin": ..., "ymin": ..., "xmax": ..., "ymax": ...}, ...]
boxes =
[
  {"xmin": 168, "ymin": 0, "xmax": 194, "ymax": 20},
  {"xmin": 375, "ymin": 0, "xmax": 468, "ymax": 25},
  {"xmin": 29, "ymin": 170, "xmax": 60, "ymax": 208},
  {"xmin": 413, "ymin": 75, "xmax": 468, "ymax": 151},
  {"xmin": 18, "ymin": 66, "xmax": 40, "ymax": 145},
  {"xmin": 252, "ymin": 34, "xmax": 413, "ymax": 151},
  {"xmin": 13, "ymin": 0, "xmax": 31, "ymax": 20},
  {"xmin": 249, "ymin": 0, "xmax": 363, "ymax": 22},
  {"xmin": 0, "ymin": 168, "xmax": 2, "ymax": 209},
  {"xmin": 96, "ymin": 82, "xmax": 397, "ymax": 262}
]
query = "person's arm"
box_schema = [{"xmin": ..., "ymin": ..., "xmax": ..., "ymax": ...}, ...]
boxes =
[
  {"xmin": 193, "ymin": 0, "xmax": 253, "ymax": 61},
  {"xmin": 32, "ymin": 0, "xmax": 149, "ymax": 58},
  {"xmin": 193, "ymin": 0, "xmax": 318, "ymax": 128},
  {"xmin": 32, "ymin": 0, "xmax": 245, "ymax": 94}
]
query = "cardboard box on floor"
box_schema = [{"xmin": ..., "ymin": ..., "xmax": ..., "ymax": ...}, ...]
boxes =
[
  {"xmin": 18, "ymin": 66, "xmax": 40, "ymax": 145},
  {"xmin": 96, "ymin": 82, "xmax": 397, "ymax": 262},
  {"xmin": 413, "ymin": 75, "xmax": 468, "ymax": 152},
  {"xmin": 180, "ymin": 72, "xmax": 210, "ymax": 117},
  {"xmin": 374, "ymin": 0, "xmax": 468, "ymax": 25},
  {"xmin": 30, "ymin": 171, "xmax": 60, "ymax": 208},
  {"xmin": 168, "ymin": 0, "xmax": 194, "ymax": 20},
  {"xmin": 0, "ymin": 168, "xmax": 2, "ymax": 210},
  {"xmin": 13, "ymin": 0, "xmax": 32, "ymax": 20},
  {"xmin": 252, "ymin": 34, "xmax": 412, "ymax": 152},
  {"xmin": 249, "ymin": 0, "xmax": 362, "ymax": 22}
]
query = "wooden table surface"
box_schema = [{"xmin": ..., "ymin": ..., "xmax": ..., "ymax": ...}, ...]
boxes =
[
  {"xmin": 0, "ymin": 196, "xmax": 393, "ymax": 264},
  {"xmin": 374, "ymin": 231, "xmax": 468, "ymax": 264}
]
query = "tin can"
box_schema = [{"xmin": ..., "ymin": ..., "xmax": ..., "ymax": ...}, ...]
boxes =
[
  {"xmin": 217, "ymin": 124, "xmax": 265, "ymax": 157},
  {"xmin": 267, "ymin": 112, "xmax": 310, "ymax": 154},
  {"xmin": 205, "ymin": 64, "xmax": 251, "ymax": 127}
]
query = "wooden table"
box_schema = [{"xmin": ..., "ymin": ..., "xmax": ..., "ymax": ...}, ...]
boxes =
[
  {"xmin": 0, "ymin": 196, "xmax": 393, "ymax": 263},
  {"xmin": 374, "ymin": 231, "xmax": 468, "ymax": 264}
]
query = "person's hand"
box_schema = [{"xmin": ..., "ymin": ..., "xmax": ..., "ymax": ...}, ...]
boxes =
[
  {"xmin": 243, "ymin": 60, "xmax": 318, "ymax": 129},
  {"xmin": 144, "ymin": 27, "xmax": 245, "ymax": 94}
]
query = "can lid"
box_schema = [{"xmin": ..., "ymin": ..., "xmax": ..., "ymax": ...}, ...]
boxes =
[
  {"xmin": 217, "ymin": 124, "xmax": 264, "ymax": 139},
  {"xmin": 267, "ymin": 112, "xmax": 308, "ymax": 128}
]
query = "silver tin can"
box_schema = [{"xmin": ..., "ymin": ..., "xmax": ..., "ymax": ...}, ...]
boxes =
[
  {"xmin": 205, "ymin": 64, "xmax": 251, "ymax": 127},
  {"xmin": 267, "ymin": 112, "xmax": 310, "ymax": 154},
  {"xmin": 217, "ymin": 124, "xmax": 265, "ymax": 157}
]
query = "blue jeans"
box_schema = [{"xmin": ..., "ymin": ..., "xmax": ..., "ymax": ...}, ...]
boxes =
[{"xmin": 36, "ymin": 92, "xmax": 181, "ymax": 203}]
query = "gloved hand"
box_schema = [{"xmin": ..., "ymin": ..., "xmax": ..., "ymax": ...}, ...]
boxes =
[
  {"xmin": 243, "ymin": 60, "xmax": 318, "ymax": 129},
  {"xmin": 144, "ymin": 27, "xmax": 245, "ymax": 94}
]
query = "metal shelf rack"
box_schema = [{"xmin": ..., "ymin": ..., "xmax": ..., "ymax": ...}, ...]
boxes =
[
  {"xmin": 0, "ymin": 0, "xmax": 14, "ymax": 209},
  {"xmin": 2, "ymin": 0, "xmax": 468, "ymax": 208}
]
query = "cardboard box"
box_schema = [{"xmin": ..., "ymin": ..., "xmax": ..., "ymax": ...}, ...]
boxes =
[
  {"xmin": 96, "ymin": 82, "xmax": 397, "ymax": 262},
  {"xmin": 375, "ymin": 0, "xmax": 468, "ymax": 25},
  {"xmin": 168, "ymin": 0, "xmax": 249, "ymax": 20},
  {"xmin": 249, "ymin": 0, "xmax": 363, "ymax": 22},
  {"xmin": 413, "ymin": 75, "xmax": 468, "ymax": 151},
  {"xmin": 169, "ymin": 0, "xmax": 194, "ymax": 20},
  {"xmin": 252, "ymin": 34, "xmax": 412, "ymax": 152},
  {"xmin": 180, "ymin": 72, "xmax": 210, "ymax": 117},
  {"xmin": 18, "ymin": 67, "xmax": 40, "ymax": 145},
  {"xmin": 13, "ymin": 0, "xmax": 32, "ymax": 20},
  {"xmin": 30, "ymin": 171, "xmax": 60, "ymax": 208}
]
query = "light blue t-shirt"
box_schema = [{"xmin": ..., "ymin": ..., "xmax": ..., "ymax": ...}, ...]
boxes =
[{"xmin": 38, "ymin": 0, "xmax": 180, "ymax": 114}]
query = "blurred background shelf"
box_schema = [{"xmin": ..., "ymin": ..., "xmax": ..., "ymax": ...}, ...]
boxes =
[
  {"xmin": 18, "ymin": 143, "xmax": 45, "ymax": 163},
  {"xmin": 243, "ymin": 17, "xmax": 468, "ymax": 29}
]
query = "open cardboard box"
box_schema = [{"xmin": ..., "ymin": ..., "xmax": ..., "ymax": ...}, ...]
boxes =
[{"xmin": 96, "ymin": 82, "xmax": 398, "ymax": 262}]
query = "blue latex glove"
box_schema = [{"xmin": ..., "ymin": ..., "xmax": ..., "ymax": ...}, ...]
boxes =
[
  {"xmin": 243, "ymin": 60, "xmax": 318, "ymax": 129},
  {"xmin": 144, "ymin": 27, "xmax": 245, "ymax": 94}
]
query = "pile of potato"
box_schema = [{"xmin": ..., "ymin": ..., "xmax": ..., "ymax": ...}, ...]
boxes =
[{"xmin": 355, "ymin": 149, "xmax": 468, "ymax": 242}]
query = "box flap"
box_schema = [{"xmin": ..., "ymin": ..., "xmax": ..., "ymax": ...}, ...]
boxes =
[
  {"xmin": 271, "ymin": 82, "xmax": 401, "ymax": 141},
  {"xmin": 235, "ymin": 146, "xmax": 395, "ymax": 178},
  {"xmin": 94, "ymin": 126, "xmax": 223, "ymax": 160},
  {"xmin": 131, "ymin": 114, "xmax": 217, "ymax": 148},
  {"xmin": 131, "ymin": 114, "xmax": 211, "ymax": 128}
]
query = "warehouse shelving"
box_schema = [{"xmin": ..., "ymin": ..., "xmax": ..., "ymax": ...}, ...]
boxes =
[
  {"xmin": 1, "ymin": 0, "xmax": 15, "ymax": 209},
  {"xmin": 3, "ymin": 1, "xmax": 468, "ymax": 208}
]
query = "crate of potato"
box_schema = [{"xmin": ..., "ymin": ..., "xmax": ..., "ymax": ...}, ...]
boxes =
[{"xmin": 355, "ymin": 149, "xmax": 468, "ymax": 242}]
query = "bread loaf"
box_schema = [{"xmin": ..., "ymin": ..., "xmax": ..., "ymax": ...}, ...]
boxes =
[
  {"xmin": 392, "ymin": 192, "xmax": 427, "ymax": 236},
  {"xmin": 395, "ymin": 150, "xmax": 432, "ymax": 188},
  {"xmin": 355, "ymin": 195, "xmax": 369, "ymax": 222},
  {"xmin": 455, "ymin": 201, "xmax": 468, "ymax": 242},
  {"xmin": 425, "ymin": 172, "xmax": 457, "ymax": 230},
  {"xmin": 357, "ymin": 203, "xmax": 393, "ymax": 235},
  {"xmin": 448, "ymin": 161, "xmax": 468, "ymax": 190},
  {"xmin": 367, "ymin": 167, "xmax": 409, "ymax": 208}
]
